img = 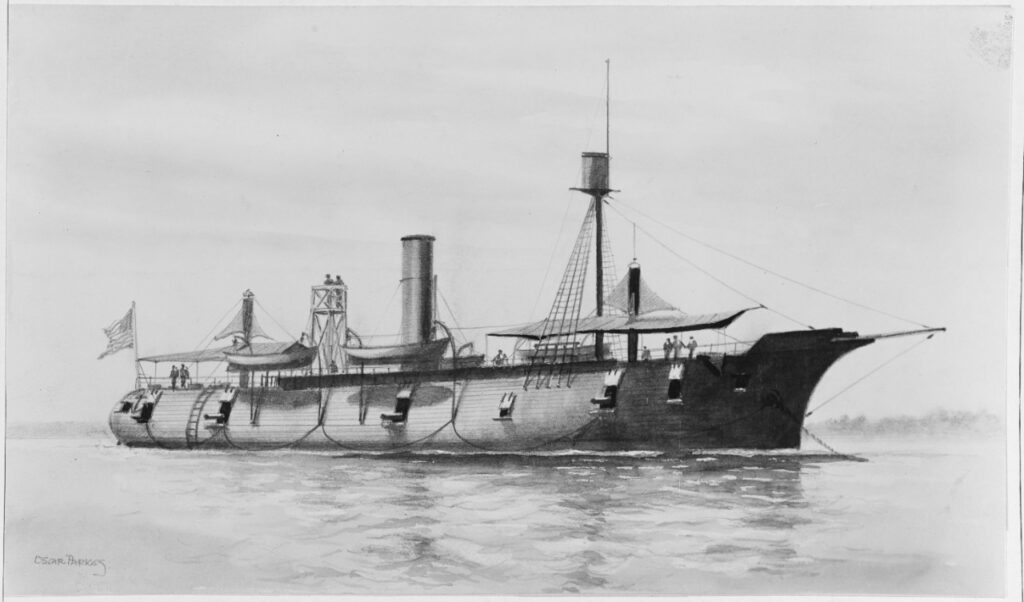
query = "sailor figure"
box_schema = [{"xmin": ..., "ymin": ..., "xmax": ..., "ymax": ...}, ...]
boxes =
[{"xmin": 687, "ymin": 336, "xmax": 699, "ymax": 359}]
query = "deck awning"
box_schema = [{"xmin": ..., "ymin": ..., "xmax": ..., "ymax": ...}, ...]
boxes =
[
  {"xmin": 489, "ymin": 308, "xmax": 757, "ymax": 340},
  {"xmin": 138, "ymin": 341, "xmax": 293, "ymax": 364}
]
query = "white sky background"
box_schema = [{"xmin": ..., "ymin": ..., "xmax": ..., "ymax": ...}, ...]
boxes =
[{"xmin": 5, "ymin": 5, "xmax": 1014, "ymax": 424}]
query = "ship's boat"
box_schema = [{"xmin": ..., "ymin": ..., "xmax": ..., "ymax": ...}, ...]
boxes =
[
  {"xmin": 224, "ymin": 343, "xmax": 318, "ymax": 370},
  {"xmin": 107, "ymin": 73, "xmax": 943, "ymax": 454},
  {"xmin": 342, "ymin": 339, "xmax": 450, "ymax": 364}
]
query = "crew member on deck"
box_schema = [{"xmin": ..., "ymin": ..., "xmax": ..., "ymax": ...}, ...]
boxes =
[
  {"xmin": 493, "ymin": 349, "xmax": 508, "ymax": 367},
  {"xmin": 687, "ymin": 336, "xmax": 699, "ymax": 359},
  {"xmin": 180, "ymin": 364, "xmax": 190, "ymax": 388},
  {"xmin": 169, "ymin": 365, "xmax": 179, "ymax": 390},
  {"xmin": 641, "ymin": 346, "xmax": 651, "ymax": 361},
  {"xmin": 662, "ymin": 338, "xmax": 672, "ymax": 360},
  {"xmin": 323, "ymin": 273, "xmax": 333, "ymax": 285},
  {"xmin": 672, "ymin": 335, "xmax": 683, "ymax": 360}
]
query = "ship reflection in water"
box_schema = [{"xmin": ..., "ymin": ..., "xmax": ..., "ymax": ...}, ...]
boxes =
[
  {"xmin": 3, "ymin": 435, "xmax": 1004, "ymax": 596},
  {"xmin": 314, "ymin": 453, "xmax": 813, "ymax": 592}
]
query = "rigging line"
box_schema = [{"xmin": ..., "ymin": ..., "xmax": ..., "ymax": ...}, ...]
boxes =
[
  {"xmin": 437, "ymin": 290, "xmax": 466, "ymax": 343},
  {"xmin": 368, "ymin": 281, "xmax": 403, "ymax": 344},
  {"xmin": 539, "ymin": 198, "xmax": 588, "ymax": 325},
  {"xmin": 612, "ymin": 197, "xmax": 931, "ymax": 329},
  {"xmin": 447, "ymin": 321, "xmax": 536, "ymax": 331},
  {"xmin": 559, "ymin": 203, "xmax": 594, "ymax": 374},
  {"xmin": 559, "ymin": 208, "xmax": 590, "ymax": 366},
  {"xmin": 605, "ymin": 203, "xmax": 812, "ymax": 330},
  {"xmin": 805, "ymin": 335, "xmax": 933, "ymax": 417},
  {"xmin": 530, "ymin": 194, "xmax": 579, "ymax": 319},
  {"xmin": 539, "ymin": 201, "xmax": 594, "ymax": 374},
  {"xmin": 191, "ymin": 299, "xmax": 242, "ymax": 351},
  {"xmin": 254, "ymin": 299, "xmax": 298, "ymax": 341},
  {"xmin": 305, "ymin": 319, "xmax": 528, "ymax": 344},
  {"xmin": 714, "ymin": 329, "xmax": 748, "ymax": 344}
]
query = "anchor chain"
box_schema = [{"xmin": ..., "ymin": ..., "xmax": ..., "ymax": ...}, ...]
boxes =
[
  {"xmin": 799, "ymin": 425, "xmax": 846, "ymax": 457},
  {"xmin": 765, "ymin": 395, "xmax": 854, "ymax": 459}
]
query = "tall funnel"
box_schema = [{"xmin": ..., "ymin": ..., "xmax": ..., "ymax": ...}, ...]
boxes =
[{"xmin": 400, "ymin": 235, "xmax": 435, "ymax": 345}]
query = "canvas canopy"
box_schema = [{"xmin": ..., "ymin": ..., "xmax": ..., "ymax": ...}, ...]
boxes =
[
  {"xmin": 489, "ymin": 308, "xmax": 756, "ymax": 340},
  {"xmin": 604, "ymin": 272, "xmax": 677, "ymax": 314},
  {"xmin": 214, "ymin": 306, "xmax": 271, "ymax": 341},
  {"xmin": 139, "ymin": 341, "xmax": 296, "ymax": 364}
]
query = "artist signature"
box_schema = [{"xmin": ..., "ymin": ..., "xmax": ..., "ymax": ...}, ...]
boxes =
[{"xmin": 34, "ymin": 554, "xmax": 107, "ymax": 577}]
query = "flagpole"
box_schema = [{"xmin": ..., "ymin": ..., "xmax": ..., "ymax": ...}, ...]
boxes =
[{"xmin": 132, "ymin": 300, "xmax": 142, "ymax": 389}]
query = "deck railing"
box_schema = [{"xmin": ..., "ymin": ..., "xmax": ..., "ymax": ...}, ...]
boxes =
[{"xmin": 134, "ymin": 340, "xmax": 758, "ymax": 390}]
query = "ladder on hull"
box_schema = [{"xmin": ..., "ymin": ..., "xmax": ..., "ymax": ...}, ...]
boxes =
[{"xmin": 185, "ymin": 387, "xmax": 217, "ymax": 449}]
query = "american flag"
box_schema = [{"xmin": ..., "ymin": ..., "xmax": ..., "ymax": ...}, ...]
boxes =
[{"xmin": 98, "ymin": 306, "xmax": 134, "ymax": 360}]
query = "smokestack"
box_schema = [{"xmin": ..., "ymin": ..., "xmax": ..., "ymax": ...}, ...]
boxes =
[
  {"xmin": 627, "ymin": 262, "xmax": 640, "ymax": 362},
  {"xmin": 400, "ymin": 235, "xmax": 435, "ymax": 345}
]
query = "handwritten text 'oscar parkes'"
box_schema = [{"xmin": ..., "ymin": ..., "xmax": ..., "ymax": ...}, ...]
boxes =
[{"xmin": 35, "ymin": 554, "xmax": 107, "ymax": 576}]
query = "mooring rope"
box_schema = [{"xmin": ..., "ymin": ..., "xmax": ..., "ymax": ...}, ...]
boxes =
[
  {"xmin": 221, "ymin": 423, "xmax": 321, "ymax": 452},
  {"xmin": 315, "ymin": 378, "xmax": 458, "ymax": 452},
  {"xmin": 143, "ymin": 417, "xmax": 178, "ymax": 451},
  {"xmin": 319, "ymin": 419, "xmax": 454, "ymax": 452},
  {"xmin": 442, "ymin": 369, "xmax": 601, "ymax": 453},
  {"xmin": 449, "ymin": 412, "xmax": 601, "ymax": 453},
  {"xmin": 190, "ymin": 425, "xmax": 228, "ymax": 450}
]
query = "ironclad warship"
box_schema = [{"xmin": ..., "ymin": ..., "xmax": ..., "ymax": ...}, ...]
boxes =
[{"xmin": 107, "ymin": 70, "xmax": 941, "ymax": 454}]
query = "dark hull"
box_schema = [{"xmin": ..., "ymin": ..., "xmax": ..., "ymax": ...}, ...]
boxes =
[{"xmin": 109, "ymin": 329, "xmax": 872, "ymax": 453}]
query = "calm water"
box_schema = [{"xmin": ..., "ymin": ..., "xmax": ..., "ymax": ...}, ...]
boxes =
[{"xmin": 4, "ymin": 431, "xmax": 1006, "ymax": 596}]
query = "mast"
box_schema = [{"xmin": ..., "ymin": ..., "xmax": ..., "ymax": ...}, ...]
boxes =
[
  {"xmin": 567, "ymin": 60, "xmax": 617, "ymax": 361},
  {"xmin": 606, "ymin": 58, "xmax": 610, "ymax": 159},
  {"xmin": 593, "ymin": 60, "xmax": 611, "ymax": 359}
]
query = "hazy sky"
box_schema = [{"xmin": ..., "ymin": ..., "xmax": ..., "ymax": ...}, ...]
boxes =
[{"xmin": 6, "ymin": 5, "xmax": 1014, "ymax": 424}]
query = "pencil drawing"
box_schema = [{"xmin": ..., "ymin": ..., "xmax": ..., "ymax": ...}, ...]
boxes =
[{"xmin": 4, "ymin": 4, "xmax": 1018, "ymax": 598}]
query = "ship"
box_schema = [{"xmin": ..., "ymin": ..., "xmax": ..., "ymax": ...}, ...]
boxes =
[{"xmin": 108, "ymin": 71, "xmax": 942, "ymax": 454}]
